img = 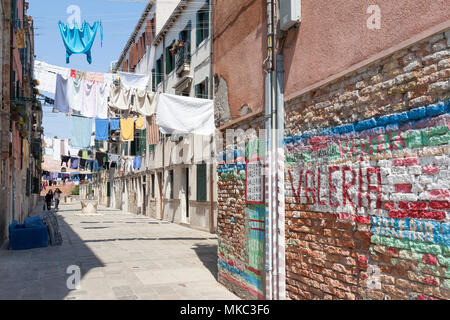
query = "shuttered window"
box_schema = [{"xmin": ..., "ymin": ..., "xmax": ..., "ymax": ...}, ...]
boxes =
[
  {"xmin": 196, "ymin": 163, "xmax": 207, "ymax": 202},
  {"xmin": 165, "ymin": 44, "xmax": 175, "ymax": 75},
  {"xmin": 169, "ymin": 170, "xmax": 174, "ymax": 199},
  {"xmin": 196, "ymin": 1, "xmax": 210, "ymax": 47}
]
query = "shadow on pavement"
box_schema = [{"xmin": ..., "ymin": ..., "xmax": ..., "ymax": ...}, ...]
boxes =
[
  {"xmin": 0, "ymin": 200, "xmax": 105, "ymax": 300},
  {"xmin": 192, "ymin": 244, "xmax": 219, "ymax": 280}
]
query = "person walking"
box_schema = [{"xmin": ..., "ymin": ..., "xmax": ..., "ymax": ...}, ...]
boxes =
[
  {"xmin": 54, "ymin": 188, "xmax": 62, "ymax": 211},
  {"xmin": 45, "ymin": 190, "xmax": 53, "ymax": 210}
]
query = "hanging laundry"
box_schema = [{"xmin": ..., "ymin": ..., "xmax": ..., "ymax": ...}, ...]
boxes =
[
  {"xmin": 95, "ymin": 118, "xmax": 109, "ymax": 141},
  {"xmin": 147, "ymin": 115, "xmax": 160, "ymax": 145},
  {"xmin": 108, "ymin": 85, "xmax": 131, "ymax": 110},
  {"xmin": 69, "ymin": 147, "xmax": 80, "ymax": 157},
  {"xmin": 53, "ymin": 138, "xmax": 61, "ymax": 161},
  {"xmin": 135, "ymin": 116, "xmax": 146, "ymax": 130},
  {"xmin": 79, "ymin": 158, "xmax": 87, "ymax": 170},
  {"xmin": 58, "ymin": 21, "xmax": 103, "ymax": 64},
  {"xmin": 120, "ymin": 117, "xmax": 135, "ymax": 141},
  {"xmin": 118, "ymin": 72, "xmax": 150, "ymax": 91},
  {"xmin": 95, "ymin": 75, "xmax": 113, "ymax": 119},
  {"xmin": 93, "ymin": 160, "xmax": 100, "ymax": 172},
  {"xmin": 110, "ymin": 118, "xmax": 120, "ymax": 131},
  {"xmin": 133, "ymin": 156, "xmax": 142, "ymax": 171},
  {"xmin": 67, "ymin": 76, "xmax": 84, "ymax": 112},
  {"xmin": 70, "ymin": 158, "xmax": 79, "ymax": 169},
  {"xmin": 70, "ymin": 116, "xmax": 93, "ymax": 148},
  {"xmin": 81, "ymin": 80, "xmax": 97, "ymax": 118},
  {"xmin": 61, "ymin": 155, "xmax": 70, "ymax": 167},
  {"xmin": 81, "ymin": 150, "xmax": 89, "ymax": 159},
  {"xmin": 131, "ymin": 90, "xmax": 157, "ymax": 116},
  {"xmin": 108, "ymin": 154, "xmax": 121, "ymax": 165},
  {"xmin": 86, "ymin": 72, "xmax": 104, "ymax": 82},
  {"xmin": 156, "ymin": 93, "xmax": 215, "ymax": 135},
  {"xmin": 95, "ymin": 152, "xmax": 108, "ymax": 168},
  {"xmin": 54, "ymin": 73, "xmax": 70, "ymax": 113},
  {"xmin": 34, "ymin": 61, "xmax": 70, "ymax": 94}
]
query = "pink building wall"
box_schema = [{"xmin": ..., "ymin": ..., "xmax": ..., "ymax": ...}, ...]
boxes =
[{"xmin": 283, "ymin": 0, "xmax": 450, "ymax": 100}]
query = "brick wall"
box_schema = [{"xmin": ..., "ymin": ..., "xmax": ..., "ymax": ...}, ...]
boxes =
[
  {"xmin": 216, "ymin": 118, "xmax": 267, "ymax": 299},
  {"xmin": 284, "ymin": 29, "xmax": 450, "ymax": 300}
]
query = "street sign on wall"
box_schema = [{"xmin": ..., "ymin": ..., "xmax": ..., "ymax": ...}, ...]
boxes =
[{"xmin": 246, "ymin": 158, "xmax": 265, "ymax": 204}]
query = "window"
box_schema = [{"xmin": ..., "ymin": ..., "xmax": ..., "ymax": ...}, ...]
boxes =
[
  {"xmin": 165, "ymin": 43, "xmax": 176, "ymax": 75},
  {"xmin": 155, "ymin": 56, "xmax": 163, "ymax": 85},
  {"xmin": 195, "ymin": 77, "xmax": 209, "ymax": 99},
  {"xmin": 152, "ymin": 68, "xmax": 156, "ymax": 92},
  {"xmin": 196, "ymin": 1, "xmax": 210, "ymax": 46},
  {"xmin": 169, "ymin": 170, "xmax": 174, "ymax": 199},
  {"xmin": 151, "ymin": 174, "xmax": 155, "ymax": 198},
  {"xmin": 130, "ymin": 128, "xmax": 146, "ymax": 157},
  {"xmin": 196, "ymin": 163, "xmax": 207, "ymax": 202}
]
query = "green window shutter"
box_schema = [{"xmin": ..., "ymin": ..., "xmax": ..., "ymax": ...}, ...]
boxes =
[
  {"xmin": 107, "ymin": 182, "xmax": 111, "ymax": 197},
  {"xmin": 152, "ymin": 69, "xmax": 156, "ymax": 91},
  {"xmin": 205, "ymin": 77, "xmax": 209, "ymax": 99},
  {"xmin": 196, "ymin": 164, "xmax": 207, "ymax": 202},
  {"xmin": 165, "ymin": 47, "xmax": 170, "ymax": 74}
]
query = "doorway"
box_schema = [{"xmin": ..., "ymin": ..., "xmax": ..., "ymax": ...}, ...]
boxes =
[{"xmin": 185, "ymin": 167, "xmax": 189, "ymax": 220}]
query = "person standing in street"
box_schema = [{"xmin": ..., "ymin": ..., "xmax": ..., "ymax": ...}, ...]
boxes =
[
  {"xmin": 54, "ymin": 188, "xmax": 62, "ymax": 211},
  {"xmin": 45, "ymin": 190, "xmax": 53, "ymax": 210}
]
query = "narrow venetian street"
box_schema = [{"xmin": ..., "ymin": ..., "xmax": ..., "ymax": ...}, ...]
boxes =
[{"xmin": 0, "ymin": 200, "xmax": 238, "ymax": 300}]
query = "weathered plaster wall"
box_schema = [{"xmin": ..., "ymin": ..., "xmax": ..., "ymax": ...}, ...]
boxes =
[
  {"xmin": 213, "ymin": 0, "xmax": 266, "ymax": 121},
  {"xmin": 284, "ymin": 30, "xmax": 450, "ymax": 300}
]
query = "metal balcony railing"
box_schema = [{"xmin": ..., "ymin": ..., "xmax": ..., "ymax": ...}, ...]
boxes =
[{"xmin": 175, "ymin": 42, "xmax": 191, "ymax": 73}]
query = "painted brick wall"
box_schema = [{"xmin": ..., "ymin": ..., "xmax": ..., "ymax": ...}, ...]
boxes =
[
  {"xmin": 216, "ymin": 119, "xmax": 267, "ymax": 299},
  {"xmin": 284, "ymin": 29, "xmax": 450, "ymax": 300}
]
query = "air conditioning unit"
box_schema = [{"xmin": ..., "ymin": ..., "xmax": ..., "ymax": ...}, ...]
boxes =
[{"xmin": 280, "ymin": 0, "xmax": 301, "ymax": 31}]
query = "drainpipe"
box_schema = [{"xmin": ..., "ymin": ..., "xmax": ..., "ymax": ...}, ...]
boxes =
[
  {"xmin": 264, "ymin": 0, "xmax": 275, "ymax": 301},
  {"xmin": 209, "ymin": 0, "xmax": 215, "ymax": 234},
  {"xmin": 264, "ymin": 0, "xmax": 286, "ymax": 301}
]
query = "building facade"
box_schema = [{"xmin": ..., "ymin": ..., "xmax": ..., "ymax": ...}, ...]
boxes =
[
  {"xmin": 84, "ymin": 0, "xmax": 217, "ymax": 233},
  {"xmin": 0, "ymin": 0, "xmax": 42, "ymax": 245},
  {"xmin": 214, "ymin": 0, "xmax": 450, "ymax": 300}
]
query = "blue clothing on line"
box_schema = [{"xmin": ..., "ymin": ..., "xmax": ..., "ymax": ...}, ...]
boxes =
[
  {"xmin": 95, "ymin": 118, "xmax": 109, "ymax": 141},
  {"xmin": 58, "ymin": 21, "xmax": 103, "ymax": 64},
  {"xmin": 110, "ymin": 118, "xmax": 120, "ymax": 131},
  {"xmin": 133, "ymin": 156, "xmax": 141, "ymax": 170},
  {"xmin": 70, "ymin": 158, "xmax": 79, "ymax": 169},
  {"xmin": 71, "ymin": 116, "xmax": 93, "ymax": 148}
]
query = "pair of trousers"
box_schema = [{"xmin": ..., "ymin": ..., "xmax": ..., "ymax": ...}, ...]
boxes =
[
  {"xmin": 55, "ymin": 199, "xmax": 60, "ymax": 210},
  {"xmin": 46, "ymin": 201, "xmax": 51, "ymax": 210}
]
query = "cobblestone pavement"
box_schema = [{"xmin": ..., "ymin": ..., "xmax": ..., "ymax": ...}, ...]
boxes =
[{"xmin": 0, "ymin": 201, "xmax": 239, "ymax": 300}]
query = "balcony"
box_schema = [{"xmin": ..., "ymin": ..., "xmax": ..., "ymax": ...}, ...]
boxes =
[{"xmin": 175, "ymin": 41, "xmax": 191, "ymax": 76}]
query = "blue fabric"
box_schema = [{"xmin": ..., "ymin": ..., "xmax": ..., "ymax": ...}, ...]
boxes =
[
  {"xmin": 58, "ymin": 21, "xmax": 103, "ymax": 64},
  {"xmin": 93, "ymin": 160, "xmax": 100, "ymax": 172},
  {"xmin": 133, "ymin": 156, "xmax": 141, "ymax": 170},
  {"xmin": 71, "ymin": 116, "xmax": 93, "ymax": 148},
  {"xmin": 95, "ymin": 118, "xmax": 109, "ymax": 141},
  {"xmin": 9, "ymin": 220, "xmax": 49, "ymax": 250},
  {"xmin": 24, "ymin": 217, "xmax": 45, "ymax": 228},
  {"xmin": 70, "ymin": 157, "xmax": 79, "ymax": 169},
  {"xmin": 110, "ymin": 118, "xmax": 120, "ymax": 131}
]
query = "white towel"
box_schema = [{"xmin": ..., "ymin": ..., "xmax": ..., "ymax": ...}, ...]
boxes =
[
  {"xmin": 118, "ymin": 71, "xmax": 150, "ymax": 91},
  {"xmin": 108, "ymin": 85, "xmax": 131, "ymax": 110},
  {"xmin": 156, "ymin": 93, "xmax": 215, "ymax": 136},
  {"xmin": 131, "ymin": 90, "xmax": 157, "ymax": 116}
]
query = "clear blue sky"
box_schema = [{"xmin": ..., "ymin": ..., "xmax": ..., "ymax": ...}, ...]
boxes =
[
  {"xmin": 29, "ymin": 0, "xmax": 147, "ymax": 72},
  {"xmin": 29, "ymin": 0, "xmax": 147, "ymax": 139}
]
